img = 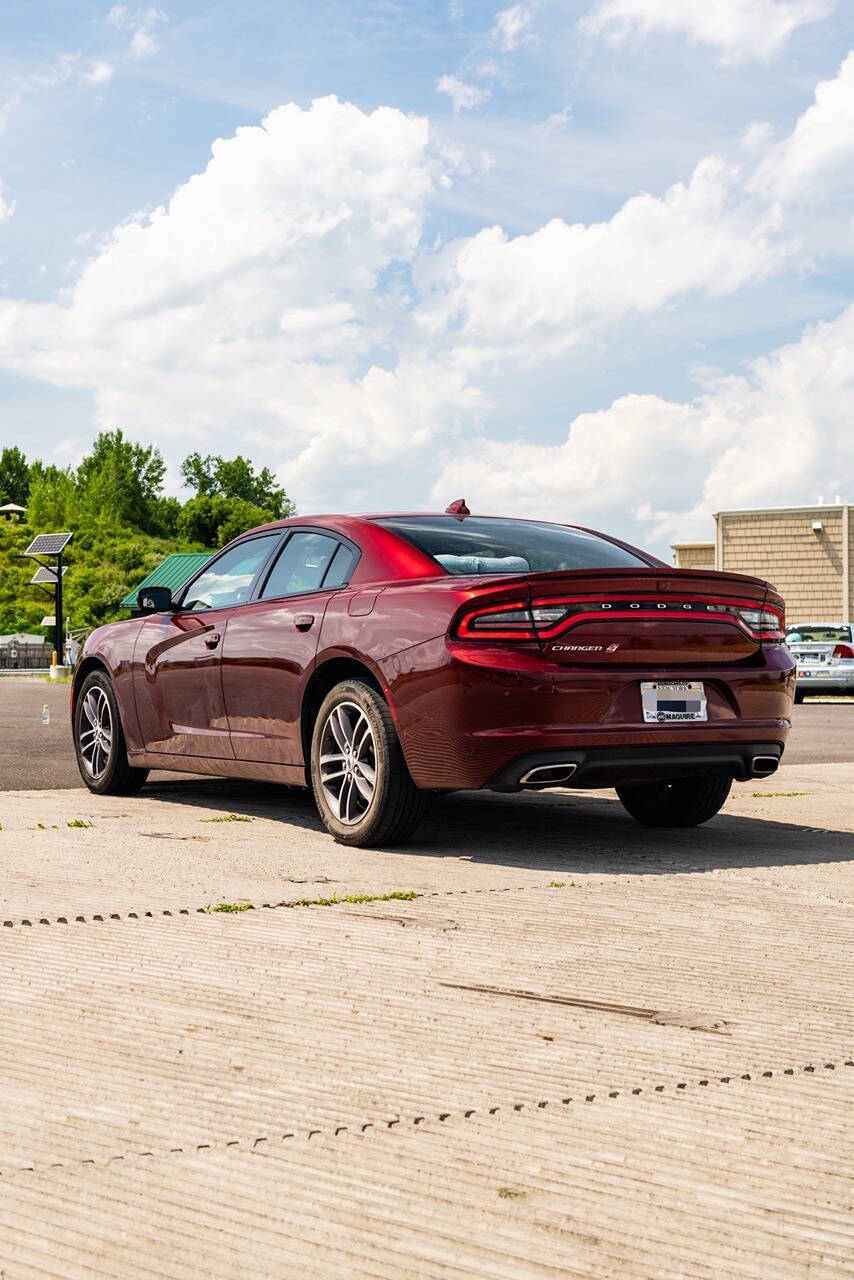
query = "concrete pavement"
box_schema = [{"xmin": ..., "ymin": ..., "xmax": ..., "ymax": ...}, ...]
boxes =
[{"xmin": 0, "ymin": 767, "xmax": 852, "ymax": 1277}]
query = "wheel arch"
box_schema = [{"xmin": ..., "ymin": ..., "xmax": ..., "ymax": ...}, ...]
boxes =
[
  {"xmin": 71, "ymin": 655, "xmax": 111, "ymax": 716},
  {"xmin": 301, "ymin": 655, "xmax": 387, "ymax": 782}
]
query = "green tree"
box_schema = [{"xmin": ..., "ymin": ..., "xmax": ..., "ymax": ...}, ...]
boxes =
[
  {"xmin": 177, "ymin": 494, "xmax": 272, "ymax": 548},
  {"xmin": 181, "ymin": 452, "xmax": 294, "ymax": 519},
  {"xmin": 27, "ymin": 463, "xmax": 78, "ymax": 527},
  {"xmin": 0, "ymin": 446, "xmax": 30, "ymax": 506},
  {"xmin": 77, "ymin": 430, "xmax": 167, "ymax": 533}
]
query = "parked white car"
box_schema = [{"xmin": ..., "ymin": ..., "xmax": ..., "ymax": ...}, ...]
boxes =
[{"xmin": 785, "ymin": 623, "xmax": 854, "ymax": 702}]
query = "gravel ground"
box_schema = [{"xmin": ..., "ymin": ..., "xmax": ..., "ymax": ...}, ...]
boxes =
[{"xmin": 0, "ymin": 764, "xmax": 852, "ymax": 1277}]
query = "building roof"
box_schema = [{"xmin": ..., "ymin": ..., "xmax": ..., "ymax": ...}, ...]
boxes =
[
  {"xmin": 0, "ymin": 633, "xmax": 49, "ymax": 647},
  {"xmin": 120, "ymin": 552, "xmax": 211, "ymax": 609}
]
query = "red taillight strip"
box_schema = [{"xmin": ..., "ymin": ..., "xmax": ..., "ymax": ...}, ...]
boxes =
[
  {"xmin": 456, "ymin": 593, "xmax": 783, "ymax": 642},
  {"xmin": 527, "ymin": 594, "xmax": 782, "ymax": 642}
]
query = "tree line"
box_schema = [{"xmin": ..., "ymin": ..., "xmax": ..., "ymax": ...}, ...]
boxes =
[
  {"xmin": 0, "ymin": 432, "xmax": 295, "ymax": 634},
  {"xmin": 0, "ymin": 431, "xmax": 294, "ymax": 546}
]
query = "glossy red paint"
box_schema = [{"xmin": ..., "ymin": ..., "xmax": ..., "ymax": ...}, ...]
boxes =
[{"xmin": 72, "ymin": 512, "xmax": 795, "ymax": 793}]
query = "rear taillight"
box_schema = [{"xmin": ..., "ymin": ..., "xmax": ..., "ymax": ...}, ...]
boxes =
[
  {"xmin": 456, "ymin": 595, "xmax": 785, "ymax": 641},
  {"xmin": 831, "ymin": 643, "xmax": 854, "ymax": 661},
  {"xmin": 456, "ymin": 601, "xmax": 537, "ymax": 639}
]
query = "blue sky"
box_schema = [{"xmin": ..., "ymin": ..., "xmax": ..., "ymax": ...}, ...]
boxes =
[{"xmin": 1, "ymin": 1, "xmax": 853, "ymax": 554}]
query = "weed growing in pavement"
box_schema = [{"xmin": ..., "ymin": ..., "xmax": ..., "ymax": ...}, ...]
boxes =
[
  {"xmin": 200, "ymin": 813, "xmax": 254, "ymax": 823},
  {"xmin": 204, "ymin": 900, "xmax": 253, "ymax": 913},
  {"xmin": 291, "ymin": 890, "xmax": 419, "ymax": 908},
  {"xmin": 497, "ymin": 1187, "xmax": 527, "ymax": 1200},
  {"xmin": 751, "ymin": 791, "xmax": 808, "ymax": 798},
  {"xmin": 547, "ymin": 880, "xmax": 580, "ymax": 889},
  {"xmin": 67, "ymin": 819, "xmax": 94, "ymax": 828}
]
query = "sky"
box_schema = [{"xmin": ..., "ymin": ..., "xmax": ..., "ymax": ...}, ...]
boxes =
[{"xmin": 1, "ymin": 0, "xmax": 853, "ymax": 557}]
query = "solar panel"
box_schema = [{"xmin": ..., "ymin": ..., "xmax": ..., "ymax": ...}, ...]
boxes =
[
  {"xmin": 30, "ymin": 565, "xmax": 67, "ymax": 585},
  {"xmin": 25, "ymin": 532, "xmax": 73, "ymax": 556}
]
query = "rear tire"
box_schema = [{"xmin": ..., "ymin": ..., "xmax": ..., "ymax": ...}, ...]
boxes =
[
  {"xmin": 616, "ymin": 775, "xmax": 732, "ymax": 828},
  {"xmin": 310, "ymin": 679, "xmax": 426, "ymax": 847},
  {"xmin": 73, "ymin": 669, "xmax": 149, "ymax": 795}
]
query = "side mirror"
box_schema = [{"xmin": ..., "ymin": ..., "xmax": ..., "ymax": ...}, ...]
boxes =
[{"xmin": 137, "ymin": 586, "xmax": 174, "ymax": 614}]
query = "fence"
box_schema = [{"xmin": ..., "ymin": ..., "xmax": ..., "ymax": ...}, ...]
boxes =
[{"xmin": 0, "ymin": 642, "xmax": 54, "ymax": 670}]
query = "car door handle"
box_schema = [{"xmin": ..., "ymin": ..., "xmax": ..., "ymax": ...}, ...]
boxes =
[
  {"xmin": 204, "ymin": 632, "xmax": 221, "ymax": 649},
  {"xmin": 295, "ymin": 614, "xmax": 315, "ymax": 632}
]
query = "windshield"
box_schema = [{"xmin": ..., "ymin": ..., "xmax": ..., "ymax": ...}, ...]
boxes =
[
  {"xmin": 377, "ymin": 516, "xmax": 650, "ymax": 574},
  {"xmin": 786, "ymin": 624, "xmax": 852, "ymax": 643}
]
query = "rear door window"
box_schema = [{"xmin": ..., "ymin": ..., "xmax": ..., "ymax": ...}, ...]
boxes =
[{"xmin": 261, "ymin": 532, "xmax": 346, "ymax": 598}]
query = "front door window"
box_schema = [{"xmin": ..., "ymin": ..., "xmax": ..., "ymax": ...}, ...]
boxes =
[{"xmin": 183, "ymin": 535, "xmax": 279, "ymax": 612}]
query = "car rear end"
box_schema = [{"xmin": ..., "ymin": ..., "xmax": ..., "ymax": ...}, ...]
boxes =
[
  {"xmin": 786, "ymin": 624, "xmax": 854, "ymax": 698},
  {"xmin": 374, "ymin": 517, "xmax": 795, "ymax": 799}
]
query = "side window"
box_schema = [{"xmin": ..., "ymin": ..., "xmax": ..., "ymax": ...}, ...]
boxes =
[
  {"xmin": 182, "ymin": 535, "xmax": 279, "ymax": 612},
  {"xmin": 260, "ymin": 532, "xmax": 341, "ymax": 599},
  {"xmin": 323, "ymin": 543, "xmax": 357, "ymax": 589}
]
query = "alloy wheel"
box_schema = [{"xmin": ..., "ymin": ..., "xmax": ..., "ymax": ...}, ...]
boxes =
[
  {"xmin": 78, "ymin": 686, "xmax": 113, "ymax": 779},
  {"xmin": 319, "ymin": 701, "xmax": 377, "ymax": 825}
]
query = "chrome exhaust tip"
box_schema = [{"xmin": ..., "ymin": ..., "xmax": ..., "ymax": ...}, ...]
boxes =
[
  {"xmin": 751, "ymin": 755, "xmax": 779, "ymax": 777},
  {"xmin": 519, "ymin": 763, "xmax": 578, "ymax": 787}
]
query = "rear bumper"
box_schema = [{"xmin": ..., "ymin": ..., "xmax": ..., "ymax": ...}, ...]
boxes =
[
  {"xmin": 796, "ymin": 666, "xmax": 854, "ymax": 692},
  {"xmin": 384, "ymin": 638, "xmax": 794, "ymax": 792},
  {"xmin": 486, "ymin": 741, "xmax": 784, "ymax": 791}
]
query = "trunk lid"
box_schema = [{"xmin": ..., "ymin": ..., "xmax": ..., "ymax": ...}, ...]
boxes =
[{"xmin": 522, "ymin": 567, "xmax": 772, "ymax": 667}]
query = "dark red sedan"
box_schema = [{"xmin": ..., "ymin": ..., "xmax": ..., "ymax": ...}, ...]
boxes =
[{"xmin": 71, "ymin": 505, "xmax": 794, "ymax": 845}]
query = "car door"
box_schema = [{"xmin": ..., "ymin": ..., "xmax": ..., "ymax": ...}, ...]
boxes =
[
  {"xmin": 132, "ymin": 533, "xmax": 281, "ymax": 758},
  {"xmin": 222, "ymin": 529, "xmax": 359, "ymax": 765}
]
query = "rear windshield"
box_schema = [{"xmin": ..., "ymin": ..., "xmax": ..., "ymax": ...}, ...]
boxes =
[
  {"xmin": 786, "ymin": 624, "xmax": 851, "ymax": 643},
  {"xmin": 377, "ymin": 516, "xmax": 650, "ymax": 574}
]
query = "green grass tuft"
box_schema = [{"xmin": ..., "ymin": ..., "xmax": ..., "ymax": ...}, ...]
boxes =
[
  {"xmin": 200, "ymin": 813, "xmax": 254, "ymax": 824},
  {"xmin": 67, "ymin": 818, "xmax": 94, "ymax": 828},
  {"xmin": 291, "ymin": 890, "xmax": 419, "ymax": 908},
  {"xmin": 204, "ymin": 900, "xmax": 252, "ymax": 914}
]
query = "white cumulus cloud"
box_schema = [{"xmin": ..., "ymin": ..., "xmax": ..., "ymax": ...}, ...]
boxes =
[
  {"xmin": 416, "ymin": 156, "xmax": 791, "ymax": 363},
  {"xmin": 436, "ymin": 75, "xmax": 491, "ymax": 112},
  {"xmin": 752, "ymin": 50, "xmax": 854, "ymax": 198},
  {"xmin": 580, "ymin": 0, "xmax": 835, "ymax": 63},
  {"xmin": 0, "ymin": 97, "xmax": 442, "ymax": 503},
  {"xmin": 431, "ymin": 303, "xmax": 854, "ymax": 549}
]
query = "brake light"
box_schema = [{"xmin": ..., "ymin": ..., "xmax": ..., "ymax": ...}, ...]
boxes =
[
  {"xmin": 456, "ymin": 594, "xmax": 785, "ymax": 641},
  {"xmin": 831, "ymin": 643, "xmax": 854, "ymax": 661},
  {"xmin": 456, "ymin": 600, "xmax": 564, "ymax": 639}
]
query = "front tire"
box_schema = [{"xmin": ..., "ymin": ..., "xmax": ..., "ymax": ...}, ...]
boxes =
[
  {"xmin": 616, "ymin": 775, "xmax": 732, "ymax": 828},
  {"xmin": 310, "ymin": 679, "xmax": 426, "ymax": 847},
  {"xmin": 793, "ymin": 690, "xmax": 805, "ymax": 704},
  {"xmin": 73, "ymin": 669, "xmax": 149, "ymax": 795}
]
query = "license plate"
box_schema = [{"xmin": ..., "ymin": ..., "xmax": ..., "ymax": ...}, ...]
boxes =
[{"xmin": 641, "ymin": 680, "xmax": 707, "ymax": 723}]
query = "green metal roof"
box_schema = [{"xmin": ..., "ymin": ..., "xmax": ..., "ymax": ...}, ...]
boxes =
[{"xmin": 120, "ymin": 552, "xmax": 212, "ymax": 609}]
